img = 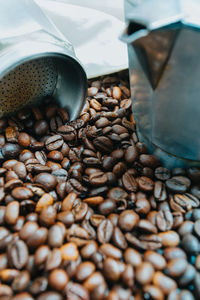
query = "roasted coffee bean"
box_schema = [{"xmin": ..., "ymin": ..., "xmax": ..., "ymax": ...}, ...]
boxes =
[
  {"xmin": 37, "ymin": 291, "xmax": 63, "ymax": 300},
  {"xmin": 122, "ymin": 172, "xmax": 138, "ymax": 192},
  {"xmin": 156, "ymin": 210, "xmax": 173, "ymax": 231},
  {"xmin": 136, "ymin": 262, "xmax": 154, "ymax": 285},
  {"xmin": 124, "ymin": 145, "xmax": 138, "ymax": 163},
  {"xmin": 2, "ymin": 143, "xmax": 21, "ymax": 158},
  {"xmin": 137, "ymin": 219, "xmax": 157, "ymax": 234},
  {"xmin": 178, "ymin": 263, "xmax": 196, "ymax": 286},
  {"xmin": 112, "ymin": 226, "xmax": 127, "ymax": 250},
  {"xmin": 144, "ymin": 250, "xmax": 166, "ymax": 270},
  {"xmin": 98, "ymin": 199, "xmax": 116, "ymax": 215},
  {"xmin": 138, "ymin": 176, "xmax": 154, "ymax": 192},
  {"xmin": 103, "ymin": 258, "xmax": 121, "ymax": 281},
  {"xmin": 34, "ymin": 173, "xmax": 57, "ymax": 191},
  {"xmin": 39, "ymin": 205, "xmax": 57, "ymax": 226},
  {"xmin": 60, "ymin": 242, "xmax": 79, "ymax": 261},
  {"xmin": 93, "ymin": 136, "xmax": 113, "ymax": 153},
  {"xmin": 97, "ymin": 219, "xmax": 113, "ymax": 243},
  {"xmin": 153, "ymin": 272, "xmax": 177, "ymax": 295},
  {"xmin": 170, "ymin": 193, "xmax": 199, "ymax": 213},
  {"xmin": 45, "ymin": 248, "xmax": 62, "ymax": 271},
  {"xmin": 4, "ymin": 201, "xmax": 19, "ymax": 225},
  {"xmin": 158, "ymin": 230, "xmax": 180, "ymax": 247},
  {"xmin": 45, "ymin": 135, "xmax": 63, "ymax": 151},
  {"xmin": 143, "ymin": 285, "xmax": 164, "ymax": 300},
  {"xmin": 139, "ymin": 154, "xmax": 160, "ymax": 169},
  {"xmin": 155, "ymin": 167, "xmax": 171, "ymax": 181},
  {"xmin": 57, "ymin": 125, "xmax": 76, "ymax": 141},
  {"xmin": 12, "ymin": 187, "xmax": 33, "ymax": 200},
  {"xmin": 12, "ymin": 270, "xmax": 30, "ymax": 292},
  {"xmin": 154, "ymin": 181, "xmax": 167, "ymax": 201},
  {"xmin": 182, "ymin": 234, "xmax": 200, "ymax": 255},
  {"xmin": 49, "ymin": 269, "xmax": 69, "ymax": 290},
  {"xmin": 65, "ymin": 281, "xmax": 89, "ymax": 300},
  {"xmin": 76, "ymin": 261, "xmax": 96, "ymax": 282},
  {"xmin": 118, "ymin": 210, "xmax": 139, "ymax": 231},
  {"xmin": 100, "ymin": 243, "xmax": 122, "ymax": 259},
  {"xmin": 80, "ymin": 241, "xmax": 98, "ymax": 259},
  {"xmin": 48, "ymin": 224, "xmax": 65, "ymax": 248},
  {"xmin": 29, "ymin": 276, "xmax": 48, "ymax": 295},
  {"xmin": 7, "ymin": 240, "xmax": 28, "ymax": 269},
  {"xmin": 26, "ymin": 227, "xmax": 48, "ymax": 248},
  {"xmin": 166, "ymin": 258, "xmax": 187, "ymax": 277},
  {"xmin": 166, "ymin": 176, "xmax": 191, "ymax": 193},
  {"xmin": 126, "ymin": 233, "xmax": 162, "ymax": 250}
]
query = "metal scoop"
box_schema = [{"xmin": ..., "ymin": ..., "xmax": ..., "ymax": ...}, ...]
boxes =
[{"xmin": 0, "ymin": 0, "xmax": 87, "ymax": 119}]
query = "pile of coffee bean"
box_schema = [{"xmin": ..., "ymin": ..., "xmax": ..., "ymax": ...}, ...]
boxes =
[{"xmin": 0, "ymin": 72, "xmax": 200, "ymax": 300}]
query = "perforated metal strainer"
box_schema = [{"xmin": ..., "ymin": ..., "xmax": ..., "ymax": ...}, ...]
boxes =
[
  {"xmin": 0, "ymin": 58, "xmax": 57, "ymax": 115},
  {"xmin": 0, "ymin": 0, "xmax": 87, "ymax": 119}
]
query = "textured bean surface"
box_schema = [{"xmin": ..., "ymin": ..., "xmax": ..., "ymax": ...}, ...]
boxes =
[{"xmin": 0, "ymin": 73, "xmax": 199, "ymax": 299}]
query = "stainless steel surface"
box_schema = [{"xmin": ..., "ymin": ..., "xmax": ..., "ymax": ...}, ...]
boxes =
[
  {"xmin": 0, "ymin": 0, "xmax": 87, "ymax": 119},
  {"xmin": 122, "ymin": 0, "xmax": 200, "ymax": 167}
]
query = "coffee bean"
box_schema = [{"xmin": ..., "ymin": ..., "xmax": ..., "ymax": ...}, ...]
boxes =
[
  {"xmin": 153, "ymin": 271, "xmax": 177, "ymax": 295},
  {"xmin": 12, "ymin": 270, "xmax": 30, "ymax": 292},
  {"xmin": 36, "ymin": 193, "xmax": 54, "ymax": 212},
  {"xmin": 136, "ymin": 262, "xmax": 154, "ymax": 285},
  {"xmin": 103, "ymin": 258, "xmax": 121, "ymax": 281},
  {"xmin": 122, "ymin": 172, "xmax": 138, "ymax": 192},
  {"xmin": 97, "ymin": 219, "xmax": 113, "ymax": 243},
  {"xmin": 80, "ymin": 241, "xmax": 98, "ymax": 259},
  {"xmin": 100, "ymin": 243, "xmax": 122, "ymax": 260},
  {"xmin": 144, "ymin": 250, "xmax": 166, "ymax": 270},
  {"xmin": 65, "ymin": 281, "xmax": 89, "ymax": 300},
  {"xmin": 12, "ymin": 187, "xmax": 33, "ymax": 200},
  {"xmin": 2, "ymin": 143, "xmax": 21, "ymax": 158},
  {"xmin": 39, "ymin": 205, "xmax": 57, "ymax": 226},
  {"xmin": 124, "ymin": 248, "xmax": 142, "ymax": 267},
  {"xmin": 7, "ymin": 240, "xmax": 28, "ymax": 269},
  {"xmin": 60, "ymin": 242, "xmax": 79, "ymax": 261},
  {"xmin": 34, "ymin": 173, "xmax": 57, "ymax": 191},
  {"xmin": 118, "ymin": 210, "xmax": 139, "ymax": 231},
  {"xmin": 45, "ymin": 135, "xmax": 63, "ymax": 151},
  {"xmin": 139, "ymin": 154, "xmax": 160, "ymax": 169},
  {"xmin": 166, "ymin": 176, "xmax": 191, "ymax": 193},
  {"xmin": 37, "ymin": 291, "xmax": 63, "ymax": 300},
  {"xmin": 138, "ymin": 176, "xmax": 154, "ymax": 192},
  {"xmin": 112, "ymin": 227, "xmax": 127, "ymax": 250},
  {"xmin": 46, "ymin": 248, "xmax": 62, "ymax": 271},
  {"xmin": 182, "ymin": 234, "xmax": 200, "ymax": 255},
  {"xmin": 76, "ymin": 261, "xmax": 96, "ymax": 282},
  {"xmin": 49, "ymin": 269, "xmax": 69, "ymax": 290},
  {"xmin": 4, "ymin": 201, "xmax": 19, "ymax": 225},
  {"xmin": 0, "ymin": 284, "xmax": 13, "ymax": 297},
  {"xmin": 143, "ymin": 285, "xmax": 164, "ymax": 300},
  {"xmin": 124, "ymin": 145, "xmax": 138, "ymax": 163},
  {"xmin": 26, "ymin": 227, "xmax": 48, "ymax": 248},
  {"xmin": 179, "ymin": 263, "xmax": 196, "ymax": 286},
  {"xmin": 93, "ymin": 136, "xmax": 113, "ymax": 153},
  {"xmin": 13, "ymin": 292, "xmax": 34, "ymax": 300},
  {"xmin": 178, "ymin": 221, "xmax": 194, "ymax": 236},
  {"xmin": 98, "ymin": 199, "xmax": 116, "ymax": 215},
  {"xmin": 154, "ymin": 181, "xmax": 167, "ymax": 201},
  {"xmin": 158, "ymin": 231, "xmax": 180, "ymax": 247},
  {"xmin": 166, "ymin": 258, "xmax": 187, "ymax": 277},
  {"xmin": 156, "ymin": 210, "xmax": 173, "ymax": 231},
  {"xmin": 48, "ymin": 224, "xmax": 65, "ymax": 247},
  {"xmin": 137, "ymin": 219, "xmax": 158, "ymax": 234}
]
